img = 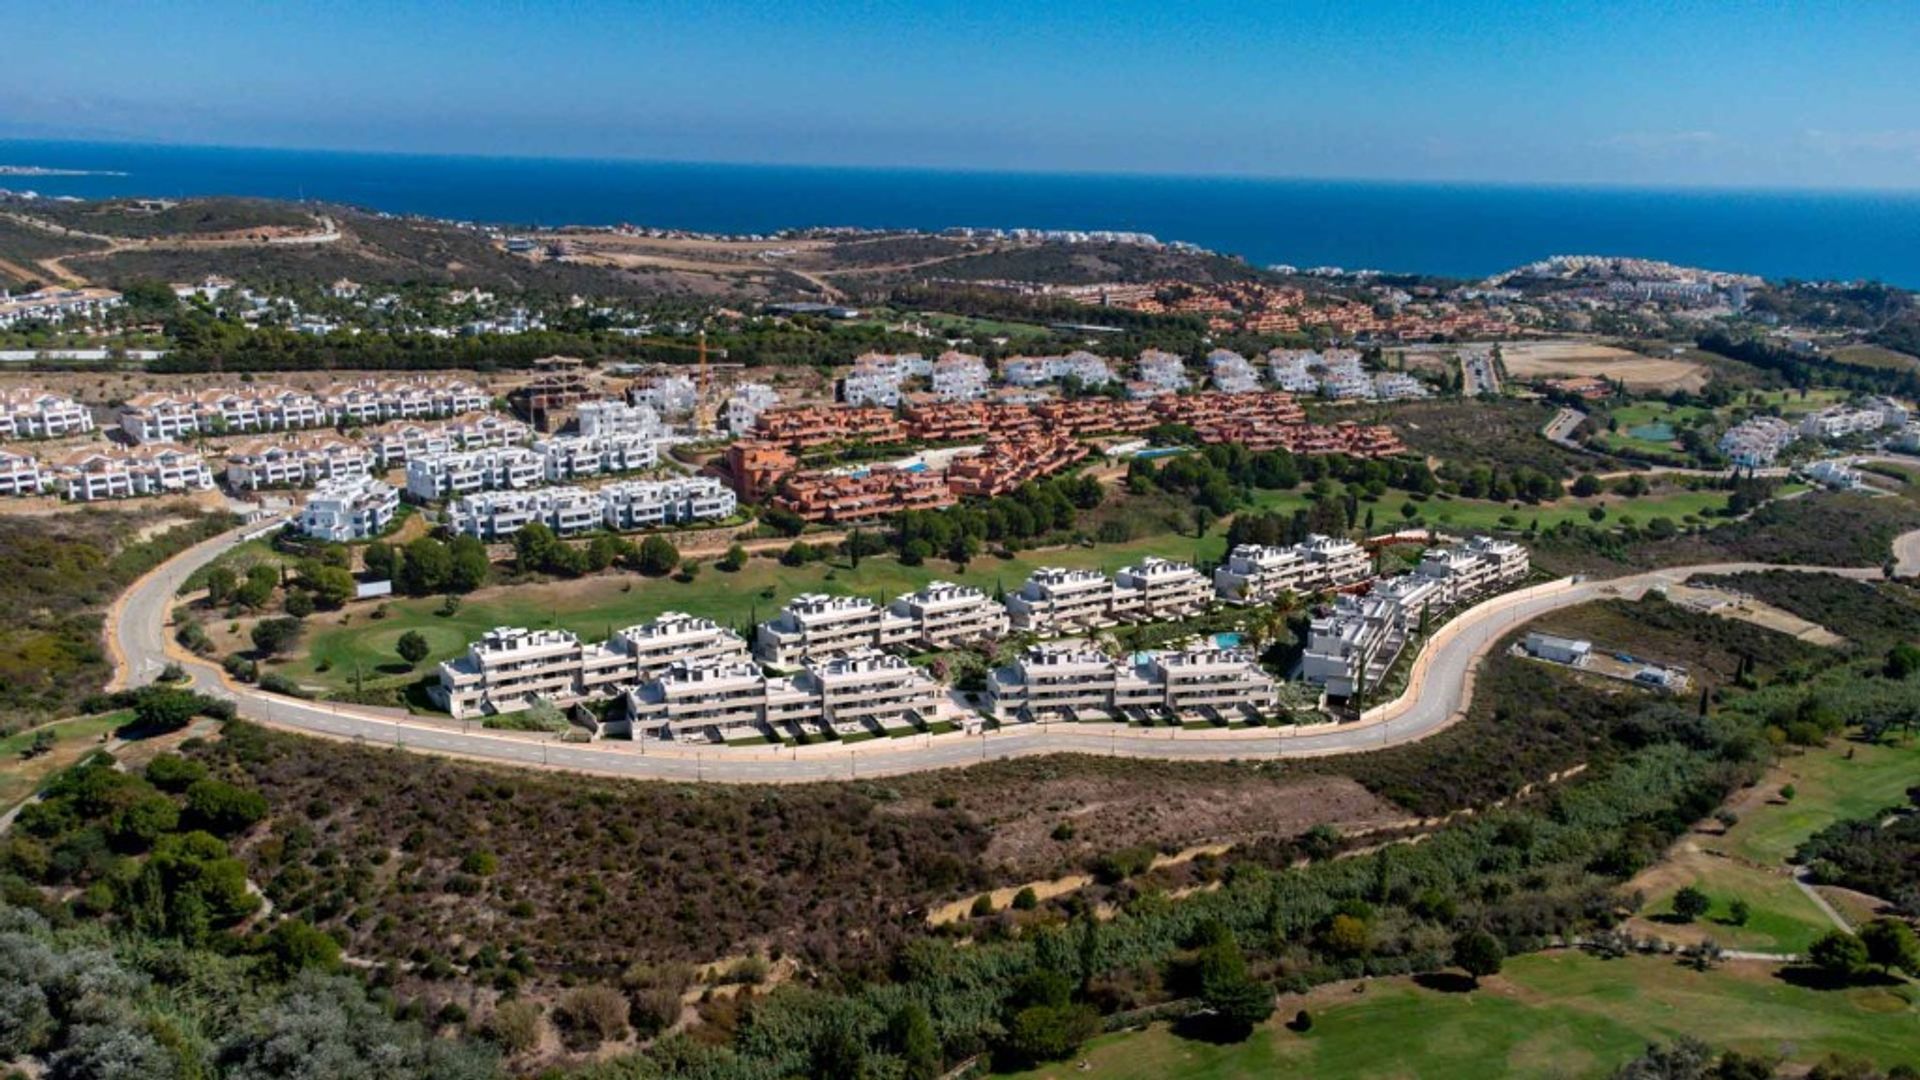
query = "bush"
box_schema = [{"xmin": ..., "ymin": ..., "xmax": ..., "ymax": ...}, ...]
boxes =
[
  {"xmin": 1012, "ymin": 886, "xmax": 1039, "ymax": 911},
  {"xmin": 182, "ymin": 779, "xmax": 269, "ymax": 836},
  {"xmin": 1671, "ymin": 885, "xmax": 1710, "ymax": 923},
  {"xmin": 395, "ymin": 630, "xmax": 430, "ymax": 668},
  {"xmin": 485, "ymin": 1000, "xmax": 542, "ymax": 1056},
  {"xmin": 144, "ymin": 753, "xmax": 207, "ymax": 793},
  {"xmin": 555, "ymin": 985, "xmax": 628, "ymax": 1049},
  {"xmin": 633, "ymin": 535, "xmax": 680, "ymax": 577}
]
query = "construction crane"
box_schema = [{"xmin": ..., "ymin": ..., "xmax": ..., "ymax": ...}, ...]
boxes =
[{"xmin": 626, "ymin": 331, "xmax": 729, "ymax": 434}]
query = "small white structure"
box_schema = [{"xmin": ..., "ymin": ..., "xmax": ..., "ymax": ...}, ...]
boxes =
[{"xmin": 296, "ymin": 477, "xmax": 400, "ymax": 541}]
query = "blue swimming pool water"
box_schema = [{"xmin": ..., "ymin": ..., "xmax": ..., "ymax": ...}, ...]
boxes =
[{"xmin": 1214, "ymin": 632, "xmax": 1243, "ymax": 648}]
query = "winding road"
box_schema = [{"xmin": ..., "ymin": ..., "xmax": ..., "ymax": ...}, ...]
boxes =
[{"xmin": 108, "ymin": 520, "xmax": 1918, "ymax": 784}]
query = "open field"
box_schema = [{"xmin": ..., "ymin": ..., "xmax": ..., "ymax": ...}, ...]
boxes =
[
  {"xmin": 1500, "ymin": 340, "xmax": 1709, "ymax": 392},
  {"xmin": 274, "ymin": 529, "xmax": 1231, "ymax": 699},
  {"xmin": 0, "ymin": 711, "xmax": 128, "ymax": 811},
  {"xmin": 1832, "ymin": 343, "xmax": 1920, "ymax": 372},
  {"xmin": 1727, "ymin": 736, "xmax": 1920, "ymax": 868},
  {"xmin": 998, "ymin": 952, "xmax": 1920, "ymax": 1079},
  {"xmin": 1629, "ymin": 843, "xmax": 1835, "ymax": 954}
]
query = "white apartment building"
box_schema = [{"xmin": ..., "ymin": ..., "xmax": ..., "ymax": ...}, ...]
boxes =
[
  {"xmin": 362, "ymin": 415, "xmax": 530, "ymax": 466},
  {"xmin": 0, "ymin": 449, "xmax": 52, "ymax": 496},
  {"xmin": 1137, "ymin": 349, "xmax": 1192, "ymax": 394},
  {"xmin": 988, "ymin": 643, "xmax": 1276, "ymax": 721},
  {"xmin": 612, "ymin": 613, "xmax": 753, "ymax": 682},
  {"xmin": 1303, "ymin": 536, "xmax": 1529, "ymax": 698},
  {"xmin": 1798, "ymin": 404, "xmax": 1902, "ymax": 440},
  {"xmin": 435, "ymin": 627, "xmax": 610, "ymax": 719},
  {"xmin": 1206, "ymin": 349, "xmax": 1262, "ymax": 394},
  {"xmin": 621, "ymin": 649, "xmax": 940, "ymax": 741},
  {"xmin": 328, "ymin": 379, "xmax": 488, "ymax": 425},
  {"xmin": 1718, "ymin": 416, "xmax": 1796, "ymax": 467},
  {"xmin": 446, "ymin": 486, "xmax": 602, "ymax": 539},
  {"xmin": 575, "ymin": 399, "xmax": 665, "ymax": 439},
  {"xmin": 1893, "ymin": 424, "xmax": 1920, "ymax": 453},
  {"xmin": 1213, "ymin": 534, "xmax": 1371, "ymax": 604},
  {"xmin": 598, "ymin": 476, "xmax": 737, "ymax": 530},
  {"xmin": 930, "ymin": 352, "xmax": 992, "ymax": 402},
  {"xmin": 224, "ymin": 434, "xmax": 373, "ymax": 490},
  {"xmin": 0, "ymin": 287, "xmax": 122, "ymax": 330},
  {"xmin": 842, "ymin": 352, "xmax": 927, "ymax": 408},
  {"xmin": 723, "ymin": 383, "xmax": 781, "ymax": 435},
  {"xmin": 1002, "ymin": 350, "xmax": 1114, "ymax": 387},
  {"xmin": 1267, "ymin": 349, "xmax": 1322, "ymax": 394},
  {"xmin": 1006, "ymin": 567, "xmax": 1124, "ymax": 633},
  {"xmin": 630, "ymin": 375, "xmax": 698, "ymax": 419},
  {"xmin": 295, "ymin": 477, "xmax": 399, "ymax": 541},
  {"xmin": 50, "ymin": 444, "xmax": 216, "ymax": 501},
  {"xmin": 405, "ymin": 445, "xmax": 544, "ymax": 500},
  {"xmin": 1113, "ymin": 557, "xmax": 1213, "ymax": 621},
  {"xmin": 1804, "ymin": 458, "xmax": 1862, "ymax": 489},
  {"xmin": 535, "ymin": 431, "xmax": 660, "ymax": 482},
  {"xmin": 1373, "ymin": 372, "xmax": 1432, "ymax": 401},
  {"xmin": 0, "ymin": 390, "xmax": 94, "ymax": 440},
  {"xmin": 754, "ymin": 593, "xmax": 916, "ymax": 666},
  {"xmin": 888, "ymin": 580, "xmax": 1010, "ymax": 649}
]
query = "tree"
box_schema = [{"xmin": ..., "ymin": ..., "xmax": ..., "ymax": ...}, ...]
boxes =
[
  {"xmin": 719, "ymin": 543, "xmax": 748, "ymax": 572},
  {"xmin": 395, "ymin": 630, "xmax": 431, "ymax": 668},
  {"xmin": 513, "ymin": 522, "xmax": 560, "ymax": 574},
  {"xmin": 554, "ymin": 985, "xmax": 628, "ymax": 1050},
  {"xmin": 485, "ymin": 1000, "xmax": 543, "ymax": 1057},
  {"xmin": 634, "ymin": 535, "xmax": 680, "ymax": 577},
  {"xmin": 1859, "ymin": 918, "xmax": 1920, "ymax": 976},
  {"xmin": 1807, "ymin": 929, "xmax": 1868, "ymax": 981},
  {"xmin": 1886, "ymin": 642, "xmax": 1920, "ymax": 680},
  {"xmin": 887, "ymin": 1002, "xmax": 941, "ymax": 1080},
  {"xmin": 205, "ymin": 565, "xmax": 238, "ymax": 605},
  {"xmin": 1452, "ymin": 929, "xmax": 1505, "ymax": 986},
  {"xmin": 397, "ymin": 537, "xmax": 452, "ymax": 595},
  {"xmin": 1727, "ymin": 898, "xmax": 1751, "ymax": 927},
  {"xmin": 1670, "ymin": 885, "xmax": 1711, "ymax": 923},
  {"xmin": 259, "ymin": 918, "xmax": 342, "ymax": 979},
  {"xmin": 1194, "ymin": 923, "xmax": 1273, "ymax": 1039},
  {"xmin": 361, "ymin": 540, "xmax": 397, "ymax": 581},
  {"xmin": 301, "ymin": 564, "xmax": 356, "ymax": 609},
  {"xmin": 132, "ymin": 686, "xmax": 202, "ymax": 732},
  {"xmin": 183, "ymin": 778, "xmax": 269, "ymax": 836},
  {"xmin": 145, "ymin": 753, "xmax": 207, "ymax": 792},
  {"xmin": 251, "ymin": 616, "xmax": 304, "ymax": 657},
  {"xmin": 283, "ymin": 589, "xmax": 315, "ymax": 618},
  {"xmin": 1001, "ymin": 1003, "xmax": 1100, "ymax": 1067},
  {"xmin": 1012, "ymin": 886, "xmax": 1039, "ymax": 911},
  {"xmin": 236, "ymin": 563, "xmax": 280, "ymax": 609},
  {"xmin": 447, "ymin": 535, "xmax": 490, "ymax": 592}
]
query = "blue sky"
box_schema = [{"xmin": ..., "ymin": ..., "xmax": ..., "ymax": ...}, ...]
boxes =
[{"xmin": 3, "ymin": 0, "xmax": 1919, "ymax": 188}]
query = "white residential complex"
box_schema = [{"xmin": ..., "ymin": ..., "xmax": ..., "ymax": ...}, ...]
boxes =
[
  {"xmin": 1002, "ymin": 350, "xmax": 1114, "ymax": 388},
  {"xmin": 362, "ymin": 415, "xmax": 530, "ymax": 467},
  {"xmin": 0, "ymin": 287, "xmax": 122, "ymax": 330},
  {"xmin": 434, "ymin": 615, "xmax": 752, "ymax": 720},
  {"xmin": 1797, "ymin": 398, "xmax": 1908, "ymax": 439},
  {"xmin": 0, "ymin": 390, "xmax": 94, "ymax": 440},
  {"xmin": 755, "ymin": 593, "xmax": 916, "ymax": 666},
  {"xmin": 446, "ymin": 476, "xmax": 736, "ymax": 539},
  {"xmin": 1302, "ymin": 536, "xmax": 1529, "ymax": 698},
  {"xmin": 575, "ymin": 399, "xmax": 666, "ymax": 439},
  {"xmin": 1718, "ymin": 416, "xmax": 1796, "ymax": 467},
  {"xmin": 1213, "ymin": 534, "xmax": 1372, "ymax": 604},
  {"xmin": 886, "ymin": 581, "xmax": 1011, "ymax": 649},
  {"xmin": 842, "ymin": 352, "xmax": 929, "ymax": 408},
  {"xmin": 630, "ymin": 375, "xmax": 698, "ymax": 418},
  {"xmin": 295, "ymin": 477, "xmax": 400, "ymax": 541},
  {"xmin": 48, "ymin": 444, "xmax": 216, "ymax": 501},
  {"xmin": 1136, "ymin": 349, "xmax": 1192, "ymax": 395},
  {"xmin": 533, "ymin": 432, "xmax": 660, "ymax": 482},
  {"xmin": 930, "ymin": 352, "xmax": 992, "ymax": 402},
  {"xmin": 622, "ymin": 649, "xmax": 941, "ymax": 741},
  {"xmin": 723, "ymin": 383, "xmax": 782, "ymax": 435},
  {"xmin": 1206, "ymin": 349, "xmax": 1263, "ymax": 393},
  {"xmin": 119, "ymin": 379, "xmax": 488, "ymax": 443},
  {"xmin": 0, "ymin": 449, "xmax": 52, "ymax": 496},
  {"xmin": 1006, "ymin": 558, "xmax": 1211, "ymax": 633},
  {"xmin": 988, "ymin": 643, "xmax": 1278, "ymax": 721},
  {"xmin": 223, "ymin": 433, "xmax": 373, "ymax": 490},
  {"xmin": 405, "ymin": 445, "xmax": 544, "ymax": 500}
]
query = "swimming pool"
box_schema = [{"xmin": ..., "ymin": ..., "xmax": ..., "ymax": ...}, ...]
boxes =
[{"xmin": 1214, "ymin": 632, "xmax": 1243, "ymax": 649}]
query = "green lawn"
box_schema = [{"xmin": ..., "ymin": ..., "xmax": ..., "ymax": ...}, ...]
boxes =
[
  {"xmin": 178, "ymin": 537, "xmax": 290, "ymax": 595},
  {"xmin": 0, "ymin": 712, "xmax": 129, "ymax": 811},
  {"xmin": 280, "ymin": 530, "xmax": 1230, "ymax": 699},
  {"xmin": 997, "ymin": 952, "xmax": 1920, "ymax": 1079},
  {"xmin": 1640, "ymin": 858, "xmax": 1834, "ymax": 954},
  {"xmin": 1728, "ymin": 736, "xmax": 1920, "ymax": 867}
]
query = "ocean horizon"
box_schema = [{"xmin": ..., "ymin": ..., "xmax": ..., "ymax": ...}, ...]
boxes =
[{"xmin": 4, "ymin": 139, "xmax": 1919, "ymax": 287}]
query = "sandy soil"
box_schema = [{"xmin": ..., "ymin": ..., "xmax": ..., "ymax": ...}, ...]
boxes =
[
  {"xmin": 1666, "ymin": 583, "xmax": 1849, "ymax": 647},
  {"xmin": 1500, "ymin": 340, "xmax": 1708, "ymax": 392}
]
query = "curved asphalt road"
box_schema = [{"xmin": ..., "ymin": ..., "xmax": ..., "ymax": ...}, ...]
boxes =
[{"xmin": 111, "ymin": 520, "xmax": 1916, "ymax": 784}]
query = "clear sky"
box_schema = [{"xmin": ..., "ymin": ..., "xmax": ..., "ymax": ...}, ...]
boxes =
[{"xmin": 4, "ymin": 0, "xmax": 1919, "ymax": 188}]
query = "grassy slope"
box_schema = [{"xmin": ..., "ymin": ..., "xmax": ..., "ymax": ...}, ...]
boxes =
[
  {"xmin": 998, "ymin": 953, "xmax": 1919, "ymax": 1079},
  {"xmin": 1247, "ymin": 484, "xmax": 1789, "ymax": 536},
  {"xmin": 1732, "ymin": 737, "xmax": 1920, "ymax": 866},
  {"xmin": 0, "ymin": 712, "xmax": 128, "ymax": 811}
]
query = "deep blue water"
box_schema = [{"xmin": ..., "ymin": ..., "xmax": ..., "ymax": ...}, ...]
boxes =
[{"xmin": 4, "ymin": 139, "xmax": 1920, "ymax": 286}]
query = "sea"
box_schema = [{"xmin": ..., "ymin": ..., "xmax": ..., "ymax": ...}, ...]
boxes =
[{"xmin": 5, "ymin": 139, "xmax": 1920, "ymax": 287}]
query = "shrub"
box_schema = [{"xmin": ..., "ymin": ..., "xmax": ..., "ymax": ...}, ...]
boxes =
[
  {"xmin": 555, "ymin": 985, "xmax": 628, "ymax": 1049},
  {"xmin": 182, "ymin": 779, "xmax": 269, "ymax": 836},
  {"xmin": 395, "ymin": 630, "xmax": 430, "ymax": 668},
  {"xmin": 1012, "ymin": 886, "xmax": 1039, "ymax": 911},
  {"xmin": 1670, "ymin": 885, "xmax": 1710, "ymax": 923},
  {"xmin": 144, "ymin": 753, "xmax": 208, "ymax": 793},
  {"xmin": 484, "ymin": 1000, "xmax": 542, "ymax": 1056}
]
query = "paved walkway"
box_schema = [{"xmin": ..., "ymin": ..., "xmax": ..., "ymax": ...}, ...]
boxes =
[{"xmin": 108, "ymin": 519, "xmax": 1920, "ymax": 784}]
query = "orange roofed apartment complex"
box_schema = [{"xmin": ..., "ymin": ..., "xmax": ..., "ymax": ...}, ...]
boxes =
[{"xmin": 724, "ymin": 387, "xmax": 1404, "ymax": 524}]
